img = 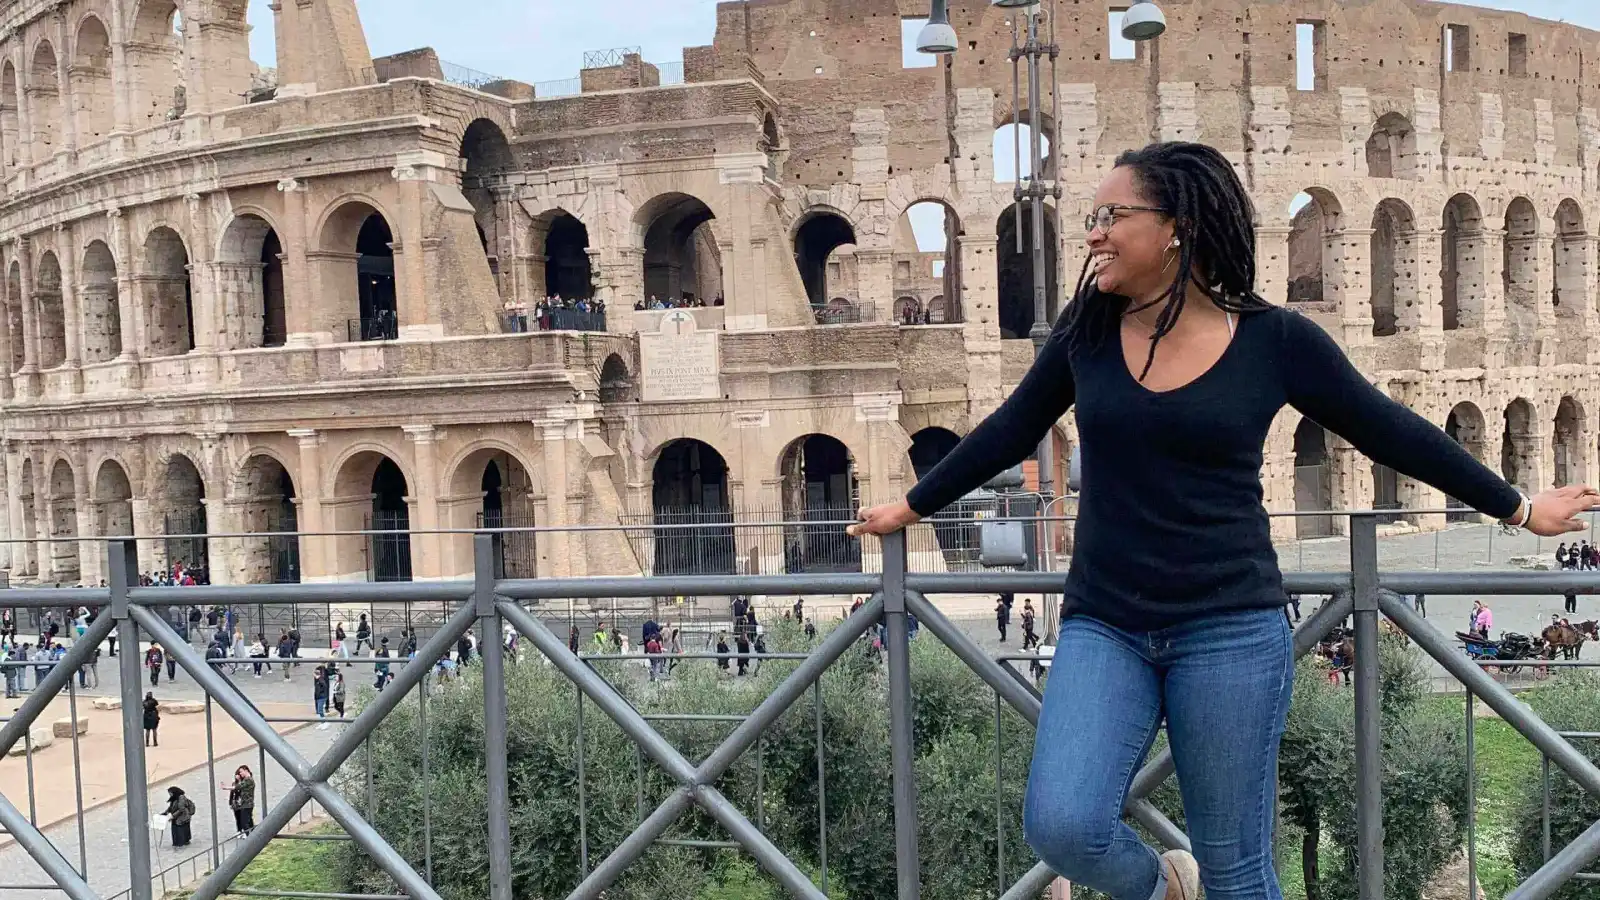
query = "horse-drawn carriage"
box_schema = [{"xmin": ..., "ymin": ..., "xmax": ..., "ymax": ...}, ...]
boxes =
[{"xmin": 1456, "ymin": 630, "xmax": 1542, "ymax": 674}]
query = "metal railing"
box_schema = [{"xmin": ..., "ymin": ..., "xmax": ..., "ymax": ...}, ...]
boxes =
[
  {"xmin": 501, "ymin": 308, "xmax": 607, "ymax": 333},
  {"xmin": 348, "ymin": 316, "xmax": 398, "ymax": 343},
  {"xmin": 0, "ymin": 513, "xmax": 1597, "ymax": 900}
]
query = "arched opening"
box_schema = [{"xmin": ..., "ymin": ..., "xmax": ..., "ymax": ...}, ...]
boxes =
[
  {"xmin": 217, "ymin": 214, "xmax": 286, "ymax": 348},
  {"xmin": 235, "ymin": 455, "xmax": 299, "ymax": 584},
  {"xmin": 993, "ymin": 121, "xmax": 1053, "ymax": 183},
  {"xmin": 639, "ymin": 193, "xmax": 721, "ymax": 307},
  {"xmin": 897, "ymin": 200, "xmax": 963, "ymax": 324},
  {"xmin": 29, "ymin": 41, "xmax": 61, "ymax": 156},
  {"xmin": 1504, "ymin": 198, "xmax": 1540, "ymax": 336},
  {"xmin": 71, "ymin": 15, "xmax": 114, "ymax": 144},
  {"xmin": 1445, "ymin": 402, "xmax": 1487, "ymax": 522},
  {"xmin": 94, "ymin": 460, "xmax": 135, "ymax": 571},
  {"xmin": 760, "ymin": 113, "xmax": 782, "ymax": 180},
  {"xmin": 1441, "ymin": 194, "xmax": 1484, "ymax": 330},
  {"xmin": 1554, "ymin": 396, "xmax": 1587, "ymax": 488},
  {"xmin": 997, "ymin": 202, "xmax": 1059, "ymax": 339},
  {"xmin": 817, "ymin": 296, "xmax": 858, "ymax": 325},
  {"xmin": 598, "ymin": 353, "xmax": 634, "ymax": 404},
  {"xmin": 1293, "ymin": 419, "xmax": 1334, "ymax": 538},
  {"xmin": 17, "ymin": 460, "xmax": 36, "ymax": 577},
  {"xmin": 1365, "ymin": 113, "xmax": 1416, "ymax": 180},
  {"xmin": 128, "ymin": 0, "xmax": 185, "ymax": 127},
  {"xmin": 34, "ymin": 251, "xmax": 66, "ymax": 368},
  {"xmin": 1553, "ymin": 200, "xmax": 1587, "ymax": 322},
  {"xmin": 649, "ymin": 439, "xmax": 733, "ymax": 575},
  {"xmin": 544, "ymin": 212, "xmax": 594, "ymax": 300},
  {"xmin": 6, "ymin": 262, "xmax": 23, "ymax": 373},
  {"xmin": 47, "ymin": 460, "xmax": 78, "ymax": 583},
  {"xmin": 794, "ymin": 210, "xmax": 857, "ymax": 310},
  {"xmin": 460, "ymin": 119, "xmax": 512, "ymax": 286},
  {"xmin": 471, "ymin": 454, "xmax": 537, "ymax": 579},
  {"xmin": 356, "ymin": 215, "xmax": 397, "ymax": 341},
  {"xmin": 779, "ymin": 434, "xmax": 860, "ymax": 574},
  {"xmin": 1502, "ymin": 398, "xmax": 1540, "ymax": 492},
  {"xmin": 331, "ymin": 451, "xmax": 411, "ymax": 582},
  {"xmin": 894, "ymin": 296, "xmax": 921, "ymax": 324},
  {"xmin": 81, "ymin": 240, "xmax": 121, "ymax": 362},
  {"xmin": 1371, "ymin": 462, "xmax": 1402, "ymax": 519},
  {"xmin": 142, "ymin": 227, "xmax": 195, "ymax": 357},
  {"xmin": 0, "ymin": 63, "xmax": 19, "ymax": 169},
  {"xmin": 160, "ymin": 454, "xmax": 208, "ymax": 581},
  {"xmin": 1286, "ymin": 191, "xmax": 1342, "ymax": 304},
  {"xmin": 1369, "ymin": 199, "xmax": 1416, "ymax": 337},
  {"xmin": 908, "ymin": 427, "xmax": 973, "ymax": 562}
]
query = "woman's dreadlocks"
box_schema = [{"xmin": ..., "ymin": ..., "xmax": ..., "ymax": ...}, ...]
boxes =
[{"xmin": 1056, "ymin": 141, "xmax": 1273, "ymax": 381}]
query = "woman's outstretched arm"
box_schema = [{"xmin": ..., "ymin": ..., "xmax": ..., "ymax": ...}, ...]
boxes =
[
  {"xmin": 851, "ymin": 331, "xmax": 1076, "ymax": 536},
  {"xmin": 1280, "ymin": 312, "xmax": 1595, "ymax": 535}
]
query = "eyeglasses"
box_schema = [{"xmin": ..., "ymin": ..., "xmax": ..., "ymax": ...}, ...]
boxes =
[{"xmin": 1084, "ymin": 204, "xmax": 1168, "ymax": 234}]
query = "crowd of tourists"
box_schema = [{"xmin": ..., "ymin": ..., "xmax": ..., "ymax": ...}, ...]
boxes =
[
  {"xmin": 634, "ymin": 294, "xmax": 720, "ymax": 310},
  {"xmin": 502, "ymin": 294, "xmax": 607, "ymax": 332},
  {"xmin": 1556, "ymin": 541, "xmax": 1598, "ymax": 570}
]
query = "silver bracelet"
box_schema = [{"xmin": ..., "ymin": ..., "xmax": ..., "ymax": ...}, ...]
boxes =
[{"xmin": 1499, "ymin": 494, "xmax": 1532, "ymax": 535}]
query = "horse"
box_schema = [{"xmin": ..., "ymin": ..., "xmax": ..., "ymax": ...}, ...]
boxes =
[{"xmin": 1541, "ymin": 621, "xmax": 1596, "ymax": 660}]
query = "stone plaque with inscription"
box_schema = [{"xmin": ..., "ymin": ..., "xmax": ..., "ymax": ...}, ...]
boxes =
[{"xmin": 640, "ymin": 310, "xmax": 721, "ymax": 402}]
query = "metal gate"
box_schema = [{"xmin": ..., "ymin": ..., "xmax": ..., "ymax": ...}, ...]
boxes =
[
  {"xmin": 163, "ymin": 509, "xmax": 209, "ymax": 578},
  {"xmin": 1294, "ymin": 464, "xmax": 1334, "ymax": 538},
  {"xmin": 477, "ymin": 511, "xmax": 537, "ymax": 579},
  {"xmin": 365, "ymin": 512, "xmax": 412, "ymax": 582}
]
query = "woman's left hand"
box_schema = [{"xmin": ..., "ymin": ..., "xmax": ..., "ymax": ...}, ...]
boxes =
[{"xmin": 1524, "ymin": 485, "xmax": 1600, "ymax": 536}]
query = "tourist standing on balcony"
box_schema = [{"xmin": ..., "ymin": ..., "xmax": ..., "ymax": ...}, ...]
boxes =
[{"xmin": 848, "ymin": 140, "xmax": 1599, "ymax": 900}]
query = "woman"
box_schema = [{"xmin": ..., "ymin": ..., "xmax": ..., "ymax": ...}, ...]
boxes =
[
  {"xmin": 164, "ymin": 786, "xmax": 195, "ymax": 847},
  {"xmin": 848, "ymin": 141, "xmax": 1596, "ymax": 900},
  {"xmin": 331, "ymin": 671, "xmax": 347, "ymax": 718},
  {"xmin": 142, "ymin": 693, "xmax": 160, "ymax": 747},
  {"xmin": 226, "ymin": 766, "xmax": 256, "ymax": 835}
]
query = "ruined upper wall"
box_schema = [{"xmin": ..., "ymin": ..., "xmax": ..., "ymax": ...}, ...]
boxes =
[{"xmin": 706, "ymin": 0, "xmax": 1600, "ymax": 189}]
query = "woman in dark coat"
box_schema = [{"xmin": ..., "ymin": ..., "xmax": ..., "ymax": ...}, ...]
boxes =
[
  {"xmin": 142, "ymin": 693, "xmax": 160, "ymax": 747},
  {"xmin": 226, "ymin": 766, "xmax": 256, "ymax": 835},
  {"xmin": 164, "ymin": 786, "xmax": 195, "ymax": 847}
]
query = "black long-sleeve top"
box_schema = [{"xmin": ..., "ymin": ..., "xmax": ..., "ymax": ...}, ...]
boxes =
[{"xmin": 906, "ymin": 306, "xmax": 1522, "ymax": 631}]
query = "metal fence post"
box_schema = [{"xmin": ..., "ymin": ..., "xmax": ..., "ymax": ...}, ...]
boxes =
[
  {"xmin": 478, "ymin": 533, "xmax": 513, "ymax": 900},
  {"xmin": 1350, "ymin": 514, "xmax": 1384, "ymax": 900},
  {"xmin": 883, "ymin": 529, "xmax": 921, "ymax": 900},
  {"xmin": 112, "ymin": 538, "xmax": 155, "ymax": 900}
]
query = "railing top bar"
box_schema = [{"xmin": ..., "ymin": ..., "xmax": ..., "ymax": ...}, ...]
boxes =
[
  {"xmin": 497, "ymin": 573, "xmax": 882, "ymax": 600},
  {"xmin": 582, "ymin": 652, "xmax": 812, "ymax": 660},
  {"xmin": 127, "ymin": 582, "xmax": 472, "ymax": 604}
]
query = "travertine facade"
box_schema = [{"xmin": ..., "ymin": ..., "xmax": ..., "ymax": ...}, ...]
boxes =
[{"xmin": 2, "ymin": 0, "xmax": 1598, "ymax": 585}]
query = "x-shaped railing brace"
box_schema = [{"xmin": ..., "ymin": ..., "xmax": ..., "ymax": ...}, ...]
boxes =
[
  {"xmin": 499, "ymin": 592, "xmax": 887, "ymax": 900},
  {"xmin": 0, "ymin": 611, "xmax": 118, "ymax": 900},
  {"xmin": 133, "ymin": 599, "xmax": 480, "ymax": 900}
]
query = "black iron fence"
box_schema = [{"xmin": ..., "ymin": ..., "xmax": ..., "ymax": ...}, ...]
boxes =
[
  {"xmin": 348, "ymin": 315, "xmax": 398, "ymax": 342},
  {"xmin": 502, "ymin": 308, "xmax": 607, "ymax": 333}
]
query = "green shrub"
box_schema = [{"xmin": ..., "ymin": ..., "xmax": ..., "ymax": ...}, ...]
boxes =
[{"xmin": 1510, "ymin": 671, "xmax": 1600, "ymax": 900}]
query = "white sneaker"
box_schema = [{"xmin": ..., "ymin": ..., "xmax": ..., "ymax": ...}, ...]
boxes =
[{"xmin": 1162, "ymin": 849, "xmax": 1200, "ymax": 900}]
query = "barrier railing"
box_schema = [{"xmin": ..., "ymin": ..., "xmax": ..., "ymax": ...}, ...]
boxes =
[{"xmin": 0, "ymin": 513, "xmax": 1596, "ymax": 900}]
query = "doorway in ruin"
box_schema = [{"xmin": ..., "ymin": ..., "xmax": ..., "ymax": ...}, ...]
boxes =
[
  {"xmin": 1364, "ymin": 113, "xmax": 1416, "ymax": 180},
  {"xmin": 639, "ymin": 193, "xmax": 721, "ymax": 307},
  {"xmin": 1504, "ymin": 198, "xmax": 1539, "ymax": 340},
  {"xmin": 1445, "ymin": 402, "xmax": 1486, "ymax": 522},
  {"xmin": 1501, "ymin": 398, "xmax": 1539, "ymax": 493},
  {"xmin": 1293, "ymin": 419, "xmax": 1334, "ymax": 538},
  {"xmin": 996, "ymin": 203, "xmax": 1059, "ymax": 340},
  {"xmin": 356, "ymin": 214, "xmax": 397, "ymax": 341},
  {"xmin": 897, "ymin": 201, "xmax": 963, "ymax": 324},
  {"xmin": 544, "ymin": 212, "xmax": 595, "ymax": 300},
  {"xmin": 35, "ymin": 251, "xmax": 66, "ymax": 368},
  {"xmin": 794, "ymin": 210, "xmax": 858, "ymax": 311},
  {"xmin": 1554, "ymin": 396, "xmax": 1586, "ymax": 488},
  {"xmin": 368, "ymin": 457, "xmax": 412, "ymax": 582},
  {"xmin": 472, "ymin": 454, "xmax": 537, "ymax": 580},
  {"xmin": 1441, "ymin": 194, "xmax": 1484, "ymax": 331},
  {"xmin": 1285, "ymin": 190, "xmax": 1341, "ymax": 305},
  {"xmin": 236, "ymin": 455, "xmax": 299, "ymax": 584},
  {"xmin": 1369, "ymin": 199, "xmax": 1416, "ymax": 338},
  {"xmin": 218, "ymin": 215, "xmax": 287, "ymax": 348},
  {"xmin": 780, "ymin": 434, "xmax": 860, "ymax": 574},
  {"xmin": 81, "ymin": 240, "xmax": 122, "ymax": 361},
  {"xmin": 94, "ymin": 460, "xmax": 136, "ymax": 574},
  {"xmin": 48, "ymin": 459, "xmax": 78, "ymax": 583},
  {"xmin": 1553, "ymin": 200, "xmax": 1588, "ymax": 324},
  {"xmin": 143, "ymin": 227, "xmax": 195, "ymax": 356},
  {"xmin": 160, "ymin": 453, "xmax": 208, "ymax": 580},
  {"xmin": 649, "ymin": 438, "xmax": 733, "ymax": 576}
]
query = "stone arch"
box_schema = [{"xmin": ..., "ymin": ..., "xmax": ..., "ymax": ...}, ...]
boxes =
[
  {"xmin": 1286, "ymin": 189, "xmax": 1344, "ymax": 305},
  {"xmin": 1441, "ymin": 193, "xmax": 1484, "ymax": 330},
  {"xmin": 0, "ymin": 62, "xmax": 18, "ymax": 168},
  {"xmin": 778, "ymin": 433, "xmax": 860, "ymax": 574},
  {"xmin": 636, "ymin": 192, "xmax": 722, "ymax": 306},
  {"xmin": 908, "ymin": 426, "xmax": 960, "ymax": 480},
  {"xmin": 35, "ymin": 250, "xmax": 66, "ymax": 368},
  {"xmin": 127, "ymin": 0, "xmax": 184, "ymax": 127},
  {"xmin": 445, "ymin": 444, "xmax": 538, "ymax": 579},
  {"xmin": 538, "ymin": 210, "xmax": 594, "ymax": 300},
  {"xmin": 1369, "ymin": 198, "xmax": 1417, "ymax": 337},
  {"xmin": 1445, "ymin": 402, "xmax": 1488, "ymax": 522},
  {"xmin": 1365, "ymin": 112, "xmax": 1417, "ymax": 180},
  {"xmin": 318, "ymin": 199, "xmax": 398, "ymax": 341},
  {"xmin": 649, "ymin": 438, "xmax": 734, "ymax": 575},
  {"xmin": 927, "ymin": 295, "xmax": 948, "ymax": 323},
  {"xmin": 81, "ymin": 239, "xmax": 121, "ymax": 362},
  {"xmin": 5, "ymin": 261, "xmax": 22, "ymax": 373},
  {"xmin": 29, "ymin": 39, "xmax": 61, "ymax": 156},
  {"xmin": 1554, "ymin": 395, "xmax": 1587, "ymax": 488},
  {"xmin": 234, "ymin": 453, "xmax": 300, "ymax": 584},
  {"xmin": 71, "ymin": 14, "xmax": 114, "ymax": 144},
  {"xmin": 330, "ymin": 449, "xmax": 412, "ymax": 582},
  {"xmin": 47, "ymin": 458, "xmax": 80, "ymax": 582},
  {"xmin": 895, "ymin": 199, "xmax": 963, "ymax": 323},
  {"xmin": 908, "ymin": 426, "xmax": 970, "ymax": 559},
  {"xmin": 993, "ymin": 109, "xmax": 1055, "ymax": 182},
  {"xmin": 1504, "ymin": 197, "xmax": 1540, "ymax": 335},
  {"xmin": 460, "ymin": 118, "xmax": 513, "ymax": 285},
  {"xmin": 217, "ymin": 213, "xmax": 286, "ymax": 348},
  {"xmin": 598, "ymin": 353, "xmax": 635, "ymax": 404},
  {"xmin": 793, "ymin": 208, "xmax": 857, "ymax": 309},
  {"xmin": 1292, "ymin": 417, "xmax": 1333, "ymax": 537},
  {"xmin": 1501, "ymin": 398, "xmax": 1540, "ymax": 492},
  {"xmin": 1552, "ymin": 199, "xmax": 1587, "ymax": 322},
  {"xmin": 142, "ymin": 226, "xmax": 195, "ymax": 357},
  {"xmin": 997, "ymin": 201, "xmax": 1059, "ymax": 339},
  {"xmin": 157, "ymin": 451, "xmax": 209, "ymax": 578},
  {"xmin": 894, "ymin": 296, "xmax": 921, "ymax": 324},
  {"xmin": 93, "ymin": 458, "xmax": 134, "ymax": 544}
]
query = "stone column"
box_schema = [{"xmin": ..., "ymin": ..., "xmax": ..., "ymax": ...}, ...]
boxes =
[
  {"xmin": 12, "ymin": 46, "xmax": 32, "ymax": 169},
  {"xmin": 390, "ymin": 165, "xmax": 435, "ymax": 339},
  {"xmin": 403, "ymin": 425, "xmax": 442, "ymax": 580},
  {"xmin": 16, "ymin": 238, "xmax": 36, "ymax": 371},
  {"xmin": 185, "ymin": 193, "xmax": 217, "ymax": 354},
  {"xmin": 53, "ymin": 224, "xmax": 83, "ymax": 391},
  {"xmin": 74, "ymin": 486, "xmax": 97, "ymax": 586},
  {"xmin": 1255, "ymin": 225, "xmax": 1292, "ymax": 307},
  {"xmin": 52, "ymin": 9, "xmax": 77, "ymax": 154},
  {"xmin": 0, "ymin": 447, "xmax": 13, "ymax": 571},
  {"xmin": 106, "ymin": 208, "xmax": 141, "ymax": 365},
  {"xmin": 32, "ymin": 451, "xmax": 53, "ymax": 583},
  {"xmin": 276, "ymin": 177, "xmax": 318, "ymax": 345},
  {"xmin": 960, "ymin": 221, "xmax": 1004, "ymax": 418},
  {"xmin": 289, "ymin": 429, "xmax": 330, "ymax": 582},
  {"xmin": 535, "ymin": 417, "xmax": 572, "ymax": 577},
  {"xmin": 853, "ymin": 249, "xmax": 893, "ymax": 319},
  {"xmin": 1334, "ymin": 227, "xmax": 1375, "ymax": 345}
]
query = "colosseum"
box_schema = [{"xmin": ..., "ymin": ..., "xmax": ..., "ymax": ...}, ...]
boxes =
[{"xmin": 0, "ymin": 0, "xmax": 1593, "ymax": 587}]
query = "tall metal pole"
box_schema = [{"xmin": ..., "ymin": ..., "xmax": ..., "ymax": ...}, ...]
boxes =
[
  {"xmin": 477, "ymin": 534, "xmax": 513, "ymax": 900},
  {"xmin": 112, "ymin": 539, "xmax": 154, "ymax": 900},
  {"xmin": 883, "ymin": 530, "xmax": 921, "ymax": 899},
  {"xmin": 1350, "ymin": 515, "xmax": 1384, "ymax": 900}
]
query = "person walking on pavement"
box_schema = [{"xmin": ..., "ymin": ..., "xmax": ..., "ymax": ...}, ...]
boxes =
[
  {"xmin": 374, "ymin": 638, "xmax": 391, "ymax": 690},
  {"xmin": 312, "ymin": 666, "xmax": 329, "ymax": 719},
  {"xmin": 164, "ymin": 786, "xmax": 195, "ymax": 847},
  {"xmin": 1021, "ymin": 599, "xmax": 1039, "ymax": 650},
  {"xmin": 331, "ymin": 671, "xmax": 347, "ymax": 718},
  {"xmin": 227, "ymin": 766, "xmax": 256, "ymax": 835},
  {"xmin": 145, "ymin": 645, "xmax": 164, "ymax": 687},
  {"xmin": 355, "ymin": 614, "xmax": 373, "ymax": 655},
  {"xmin": 277, "ymin": 631, "xmax": 293, "ymax": 681},
  {"xmin": 142, "ymin": 692, "xmax": 161, "ymax": 746},
  {"xmin": 996, "ymin": 595, "xmax": 1011, "ymax": 643},
  {"xmin": 1565, "ymin": 591, "xmax": 1579, "ymax": 615}
]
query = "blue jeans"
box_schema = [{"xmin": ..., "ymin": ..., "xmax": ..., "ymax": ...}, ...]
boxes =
[
  {"xmin": 1023, "ymin": 606, "xmax": 1293, "ymax": 900},
  {"xmin": 314, "ymin": 696, "xmax": 326, "ymax": 718}
]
